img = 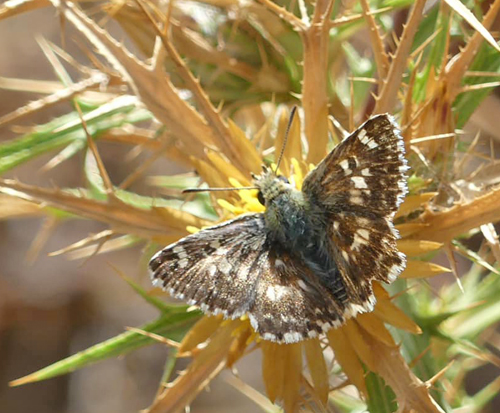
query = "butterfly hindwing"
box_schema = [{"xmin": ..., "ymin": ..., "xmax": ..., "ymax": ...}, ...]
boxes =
[
  {"xmin": 302, "ymin": 114, "xmax": 408, "ymax": 310},
  {"xmin": 248, "ymin": 248, "xmax": 348, "ymax": 342}
]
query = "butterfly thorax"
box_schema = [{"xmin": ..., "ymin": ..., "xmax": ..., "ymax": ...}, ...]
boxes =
[{"xmin": 255, "ymin": 171, "xmax": 327, "ymax": 254}]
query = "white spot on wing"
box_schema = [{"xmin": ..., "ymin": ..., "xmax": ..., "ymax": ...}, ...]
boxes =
[
  {"xmin": 316, "ymin": 319, "xmax": 332, "ymax": 332},
  {"xmin": 321, "ymin": 322, "xmax": 332, "ymax": 332},
  {"xmin": 281, "ymin": 315, "xmax": 291, "ymax": 323},
  {"xmin": 266, "ymin": 285, "xmax": 291, "ymax": 301},
  {"xmin": 387, "ymin": 254, "xmax": 406, "ymax": 282},
  {"xmin": 283, "ymin": 332, "xmax": 303, "ymax": 343},
  {"xmin": 298, "ymin": 279, "xmax": 311, "ymax": 292},
  {"xmin": 352, "ymin": 176, "xmax": 368, "ymax": 189},
  {"xmin": 350, "ymin": 196, "xmax": 363, "ymax": 205},
  {"xmin": 212, "ymin": 308, "xmax": 229, "ymax": 317},
  {"xmin": 178, "ymin": 258, "xmax": 189, "ymax": 268},
  {"xmin": 351, "ymin": 233, "xmax": 368, "ymax": 250},
  {"xmin": 173, "ymin": 246, "xmax": 184, "ymax": 254},
  {"xmin": 248, "ymin": 314, "xmax": 259, "ymax": 331},
  {"xmin": 210, "ymin": 240, "xmax": 221, "ymax": 249},
  {"xmin": 338, "ymin": 159, "xmax": 352, "ymax": 175},
  {"xmin": 263, "ymin": 332, "xmax": 277, "ymax": 341},
  {"xmin": 357, "ymin": 229, "xmax": 370, "ymax": 240},
  {"xmin": 266, "ymin": 286, "xmax": 276, "ymax": 301},
  {"xmin": 387, "ymin": 264, "xmax": 401, "ymax": 281},
  {"xmin": 358, "ymin": 128, "xmax": 368, "ymax": 143},
  {"xmin": 308, "ymin": 330, "xmax": 318, "ymax": 338},
  {"xmin": 173, "ymin": 245, "xmax": 188, "ymax": 259},
  {"xmin": 361, "ymin": 168, "xmax": 372, "ymax": 176},
  {"xmin": 219, "ymin": 258, "xmax": 232, "ymax": 275},
  {"xmin": 236, "ymin": 265, "xmax": 249, "ymax": 281},
  {"xmin": 357, "ymin": 217, "xmax": 370, "ymax": 226},
  {"xmin": 344, "ymin": 301, "xmax": 374, "ymax": 318}
]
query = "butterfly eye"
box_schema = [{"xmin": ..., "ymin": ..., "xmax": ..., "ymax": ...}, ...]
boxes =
[
  {"xmin": 257, "ymin": 191, "xmax": 266, "ymax": 206},
  {"xmin": 277, "ymin": 176, "xmax": 289, "ymax": 184}
]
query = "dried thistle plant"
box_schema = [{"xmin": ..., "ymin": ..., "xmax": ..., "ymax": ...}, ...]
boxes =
[{"xmin": 1, "ymin": 0, "xmax": 500, "ymax": 412}]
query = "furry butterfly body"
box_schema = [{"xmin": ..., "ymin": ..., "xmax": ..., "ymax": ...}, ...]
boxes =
[{"xmin": 150, "ymin": 114, "xmax": 408, "ymax": 343}]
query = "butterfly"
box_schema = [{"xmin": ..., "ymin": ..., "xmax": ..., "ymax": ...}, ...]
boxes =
[{"xmin": 149, "ymin": 114, "xmax": 409, "ymax": 343}]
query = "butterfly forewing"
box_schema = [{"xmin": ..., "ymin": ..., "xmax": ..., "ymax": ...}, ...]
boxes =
[
  {"xmin": 150, "ymin": 214, "xmax": 266, "ymax": 319},
  {"xmin": 302, "ymin": 114, "xmax": 408, "ymax": 311},
  {"xmin": 303, "ymin": 114, "xmax": 407, "ymax": 214}
]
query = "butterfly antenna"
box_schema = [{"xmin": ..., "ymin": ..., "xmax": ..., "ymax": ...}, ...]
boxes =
[
  {"xmin": 183, "ymin": 186, "xmax": 258, "ymax": 194},
  {"xmin": 274, "ymin": 106, "xmax": 298, "ymax": 174}
]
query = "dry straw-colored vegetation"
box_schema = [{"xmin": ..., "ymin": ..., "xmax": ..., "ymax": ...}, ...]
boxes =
[{"xmin": 1, "ymin": 0, "xmax": 500, "ymax": 411}]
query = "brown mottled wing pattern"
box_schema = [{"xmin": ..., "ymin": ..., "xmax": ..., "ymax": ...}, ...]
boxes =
[
  {"xmin": 150, "ymin": 213, "xmax": 348, "ymax": 343},
  {"xmin": 249, "ymin": 249, "xmax": 347, "ymax": 342},
  {"xmin": 150, "ymin": 214, "xmax": 266, "ymax": 320},
  {"xmin": 302, "ymin": 114, "xmax": 408, "ymax": 312}
]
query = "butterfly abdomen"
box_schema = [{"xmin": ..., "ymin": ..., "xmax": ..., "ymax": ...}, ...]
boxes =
[{"xmin": 260, "ymin": 182, "xmax": 350, "ymax": 308}]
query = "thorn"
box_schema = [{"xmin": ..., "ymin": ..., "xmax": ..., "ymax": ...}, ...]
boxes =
[
  {"xmin": 125, "ymin": 326, "xmax": 181, "ymax": 348},
  {"xmin": 409, "ymin": 344, "xmax": 431, "ymax": 369},
  {"xmin": 74, "ymin": 101, "xmax": 114, "ymax": 196},
  {"xmin": 426, "ymin": 361, "xmax": 454, "ymax": 388},
  {"xmin": 79, "ymin": 234, "xmax": 113, "ymax": 267},
  {"xmin": 444, "ymin": 243, "xmax": 464, "ymax": 293}
]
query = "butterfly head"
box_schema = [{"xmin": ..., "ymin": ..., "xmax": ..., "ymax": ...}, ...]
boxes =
[{"xmin": 252, "ymin": 165, "xmax": 292, "ymax": 206}]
